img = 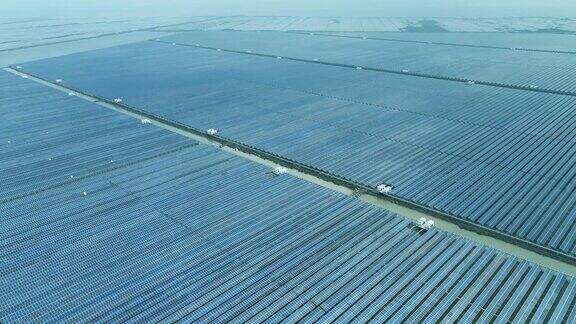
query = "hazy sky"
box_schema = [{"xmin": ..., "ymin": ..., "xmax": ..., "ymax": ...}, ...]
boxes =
[{"xmin": 2, "ymin": 0, "xmax": 575, "ymax": 18}]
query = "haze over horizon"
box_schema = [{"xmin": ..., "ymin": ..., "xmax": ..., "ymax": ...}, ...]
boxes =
[{"xmin": 2, "ymin": 0, "xmax": 576, "ymax": 18}]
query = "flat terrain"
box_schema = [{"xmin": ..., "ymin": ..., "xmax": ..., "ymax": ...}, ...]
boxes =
[
  {"xmin": 16, "ymin": 30, "xmax": 576, "ymax": 259},
  {"xmin": 1, "ymin": 17, "xmax": 575, "ymax": 323},
  {"xmin": 1, "ymin": 71, "xmax": 575, "ymax": 323}
]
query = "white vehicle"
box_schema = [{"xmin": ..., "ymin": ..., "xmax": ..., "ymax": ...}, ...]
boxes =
[
  {"xmin": 417, "ymin": 217, "xmax": 435, "ymax": 230},
  {"xmin": 272, "ymin": 166, "xmax": 288, "ymax": 176},
  {"xmin": 376, "ymin": 184, "xmax": 393, "ymax": 194}
]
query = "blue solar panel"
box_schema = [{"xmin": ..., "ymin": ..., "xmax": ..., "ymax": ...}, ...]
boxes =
[
  {"xmin": 17, "ymin": 37, "xmax": 576, "ymax": 257},
  {"xmin": 1, "ymin": 71, "xmax": 575, "ymax": 322},
  {"xmin": 159, "ymin": 31, "xmax": 576, "ymax": 93},
  {"xmin": 312, "ymin": 31, "xmax": 576, "ymax": 54}
]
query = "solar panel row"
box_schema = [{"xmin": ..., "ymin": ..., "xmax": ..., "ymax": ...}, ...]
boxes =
[
  {"xmin": 146, "ymin": 17, "xmax": 576, "ymax": 34},
  {"xmin": 17, "ymin": 37, "xmax": 576, "ymax": 257},
  {"xmin": 159, "ymin": 31, "xmax": 576, "ymax": 93},
  {"xmin": 1, "ymin": 68, "xmax": 575, "ymax": 323},
  {"xmin": 304, "ymin": 31, "xmax": 576, "ymax": 55}
]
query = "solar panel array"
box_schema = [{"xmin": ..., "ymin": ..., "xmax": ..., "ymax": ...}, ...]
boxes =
[
  {"xmin": 148, "ymin": 17, "xmax": 576, "ymax": 33},
  {"xmin": 2, "ymin": 17, "xmax": 575, "ymax": 52},
  {"xmin": 1, "ymin": 72, "xmax": 575, "ymax": 323},
  {"xmin": 321, "ymin": 31, "xmax": 576, "ymax": 54},
  {"xmin": 158, "ymin": 31, "xmax": 576, "ymax": 93},
  {"xmin": 0, "ymin": 17, "xmax": 200, "ymax": 52},
  {"xmin": 17, "ymin": 33, "xmax": 576, "ymax": 259}
]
